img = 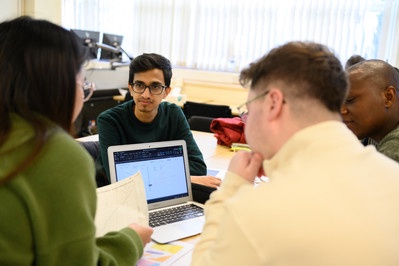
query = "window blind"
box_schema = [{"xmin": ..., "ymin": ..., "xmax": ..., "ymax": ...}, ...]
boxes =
[{"xmin": 62, "ymin": 0, "xmax": 399, "ymax": 71}]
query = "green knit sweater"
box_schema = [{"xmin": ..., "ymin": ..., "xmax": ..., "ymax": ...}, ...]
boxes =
[
  {"xmin": 367, "ymin": 124, "xmax": 399, "ymax": 163},
  {"xmin": 0, "ymin": 113, "xmax": 144, "ymax": 265},
  {"xmin": 97, "ymin": 101, "xmax": 207, "ymax": 181}
]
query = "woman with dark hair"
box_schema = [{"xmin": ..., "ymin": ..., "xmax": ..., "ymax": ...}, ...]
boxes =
[{"xmin": 0, "ymin": 16, "xmax": 152, "ymax": 265}]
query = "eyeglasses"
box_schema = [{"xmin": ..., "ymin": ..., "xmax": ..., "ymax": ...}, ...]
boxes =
[
  {"xmin": 82, "ymin": 82, "xmax": 95, "ymax": 102},
  {"xmin": 131, "ymin": 82, "xmax": 166, "ymax": 95},
  {"xmin": 237, "ymin": 90, "xmax": 269, "ymax": 122}
]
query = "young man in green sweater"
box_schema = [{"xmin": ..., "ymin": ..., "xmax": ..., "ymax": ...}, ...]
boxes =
[{"xmin": 97, "ymin": 53, "xmax": 221, "ymax": 202}]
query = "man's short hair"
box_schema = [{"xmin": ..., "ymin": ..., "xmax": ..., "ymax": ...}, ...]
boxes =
[
  {"xmin": 345, "ymin": 55, "xmax": 365, "ymax": 69},
  {"xmin": 347, "ymin": 59, "xmax": 399, "ymax": 94},
  {"xmin": 239, "ymin": 41, "xmax": 348, "ymax": 112},
  {"xmin": 128, "ymin": 53, "xmax": 172, "ymax": 87}
]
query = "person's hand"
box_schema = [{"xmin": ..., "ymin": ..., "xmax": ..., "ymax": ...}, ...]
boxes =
[
  {"xmin": 228, "ymin": 150, "xmax": 264, "ymax": 183},
  {"xmin": 128, "ymin": 223, "xmax": 153, "ymax": 245},
  {"xmin": 191, "ymin": 175, "xmax": 222, "ymax": 188}
]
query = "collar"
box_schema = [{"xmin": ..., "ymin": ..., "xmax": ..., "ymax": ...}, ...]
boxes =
[{"xmin": 262, "ymin": 121, "xmax": 357, "ymax": 176}]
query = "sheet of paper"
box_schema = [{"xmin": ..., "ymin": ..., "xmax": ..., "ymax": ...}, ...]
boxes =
[
  {"xmin": 95, "ymin": 171, "xmax": 148, "ymax": 237},
  {"xmin": 137, "ymin": 241, "xmax": 194, "ymax": 266},
  {"xmin": 208, "ymin": 168, "xmax": 269, "ymax": 186},
  {"xmin": 207, "ymin": 168, "xmax": 226, "ymax": 179}
]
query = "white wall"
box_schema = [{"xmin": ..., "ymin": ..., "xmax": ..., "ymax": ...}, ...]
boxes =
[
  {"xmin": 0, "ymin": 0, "xmax": 22, "ymax": 21},
  {"xmin": 23, "ymin": 0, "xmax": 62, "ymax": 24},
  {"xmin": 0, "ymin": 0, "xmax": 61, "ymax": 24}
]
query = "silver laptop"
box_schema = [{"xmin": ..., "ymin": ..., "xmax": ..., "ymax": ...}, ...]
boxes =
[{"xmin": 107, "ymin": 140, "xmax": 205, "ymax": 244}]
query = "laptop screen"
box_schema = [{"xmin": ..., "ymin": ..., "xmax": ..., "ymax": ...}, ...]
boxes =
[{"xmin": 111, "ymin": 143, "xmax": 190, "ymax": 204}]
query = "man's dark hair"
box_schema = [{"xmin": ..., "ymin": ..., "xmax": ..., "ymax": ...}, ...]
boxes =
[
  {"xmin": 345, "ymin": 54, "xmax": 366, "ymax": 69},
  {"xmin": 239, "ymin": 41, "xmax": 348, "ymax": 112},
  {"xmin": 128, "ymin": 53, "xmax": 172, "ymax": 87},
  {"xmin": 347, "ymin": 59, "xmax": 399, "ymax": 93}
]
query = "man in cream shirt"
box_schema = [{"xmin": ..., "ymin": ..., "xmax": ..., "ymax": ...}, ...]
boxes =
[{"xmin": 191, "ymin": 41, "xmax": 399, "ymax": 265}]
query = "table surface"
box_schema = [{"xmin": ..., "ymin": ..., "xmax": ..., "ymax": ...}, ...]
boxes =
[{"xmin": 77, "ymin": 131, "xmax": 235, "ymax": 265}]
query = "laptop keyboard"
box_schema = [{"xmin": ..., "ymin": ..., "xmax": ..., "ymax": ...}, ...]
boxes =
[{"xmin": 149, "ymin": 204, "xmax": 204, "ymax": 227}]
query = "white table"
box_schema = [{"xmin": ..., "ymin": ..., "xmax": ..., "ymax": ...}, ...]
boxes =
[{"xmin": 77, "ymin": 131, "xmax": 235, "ymax": 265}]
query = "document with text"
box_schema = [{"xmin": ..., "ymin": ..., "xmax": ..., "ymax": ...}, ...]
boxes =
[{"xmin": 95, "ymin": 171, "xmax": 148, "ymax": 237}]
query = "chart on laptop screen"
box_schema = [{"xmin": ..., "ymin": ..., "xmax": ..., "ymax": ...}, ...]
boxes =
[{"xmin": 114, "ymin": 146, "xmax": 189, "ymax": 202}]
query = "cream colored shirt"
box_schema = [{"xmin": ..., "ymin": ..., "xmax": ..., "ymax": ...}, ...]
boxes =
[{"xmin": 192, "ymin": 121, "xmax": 399, "ymax": 266}]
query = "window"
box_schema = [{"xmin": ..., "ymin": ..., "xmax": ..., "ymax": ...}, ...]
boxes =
[{"xmin": 62, "ymin": 0, "xmax": 399, "ymax": 72}]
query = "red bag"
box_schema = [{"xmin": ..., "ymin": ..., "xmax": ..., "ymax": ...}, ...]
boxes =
[{"xmin": 210, "ymin": 117, "xmax": 246, "ymax": 147}]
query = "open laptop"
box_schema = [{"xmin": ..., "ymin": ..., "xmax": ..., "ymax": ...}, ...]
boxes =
[{"xmin": 107, "ymin": 140, "xmax": 205, "ymax": 244}]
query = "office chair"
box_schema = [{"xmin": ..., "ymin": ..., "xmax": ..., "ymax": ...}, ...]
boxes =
[
  {"xmin": 75, "ymin": 89, "xmax": 121, "ymax": 137},
  {"xmin": 79, "ymin": 141, "xmax": 110, "ymax": 187},
  {"xmin": 183, "ymin": 101, "xmax": 232, "ymax": 120},
  {"xmin": 188, "ymin": 116, "xmax": 215, "ymax": 133},
  {"xmin": 80, "ymin": 141, "xmax": 100, "ymax": 160}
]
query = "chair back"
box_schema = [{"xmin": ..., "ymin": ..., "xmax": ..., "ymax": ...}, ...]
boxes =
[
  {"xmin": 183, "ymin": 101, "xmax": 232, "ymax": 119},
  {"xmin": 79, "ymin": 141, "xmax": 100, "ymax": 160},
  {"xmin": 188, "ymin": 116, "xmax": 215, "ymax": 132}
]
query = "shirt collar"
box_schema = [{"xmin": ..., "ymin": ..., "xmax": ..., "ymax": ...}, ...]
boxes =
[{"xmin": 262, "ymin": 121, "xmax": 356, "ymax": 176}]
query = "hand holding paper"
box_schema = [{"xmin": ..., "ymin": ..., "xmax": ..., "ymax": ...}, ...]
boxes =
[{"xmin": 95, "ymin": 171, "xmax": 148, "ymax": 237}]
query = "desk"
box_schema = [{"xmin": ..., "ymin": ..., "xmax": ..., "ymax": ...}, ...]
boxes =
[
  {"xmin": 191, "ymin": 130, "xmax": 233, "ymax": 170},
  {"xmin": 113, "ymin": 94, "xmax": 125, "ymax": 101},
  {"xmin": 77, "ymin": 131, "xmax": 234, "ymax": 265}
]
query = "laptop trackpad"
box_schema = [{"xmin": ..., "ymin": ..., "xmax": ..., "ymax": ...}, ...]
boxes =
[{"xmin": 151, "ymin": 217, "xmax": 205, "ymax": 244}]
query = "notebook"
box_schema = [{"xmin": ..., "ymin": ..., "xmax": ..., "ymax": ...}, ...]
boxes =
[{"xmin": 107, "ymin": 140, "xmax": 205, "ymax": 244}]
